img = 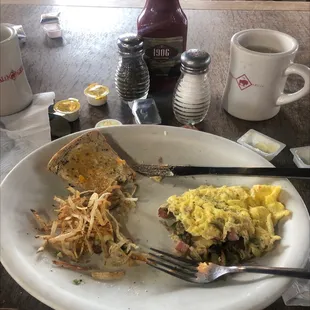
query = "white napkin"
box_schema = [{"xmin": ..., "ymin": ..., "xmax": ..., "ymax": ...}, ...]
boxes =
[
  {"xmin": 282, "ymin": 256, "xmax": 310, "ymax": 306},
  {"xmin": 0, "ymin": 92, "xmax": 54, "ymax": 182}
]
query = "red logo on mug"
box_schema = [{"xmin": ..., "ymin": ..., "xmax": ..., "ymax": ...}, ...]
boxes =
[
  {"xmin": 0, "ymin": 66, "xmax": 24, "ymax": 83},
  {"xmin": 236, "ymin": 74, "xmax": 252, "ymax": 91}
]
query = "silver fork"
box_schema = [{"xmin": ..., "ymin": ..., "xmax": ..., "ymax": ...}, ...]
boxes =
[{"xmin": 146, "ymin": 248, "xmax": 310, "ymax": 283}]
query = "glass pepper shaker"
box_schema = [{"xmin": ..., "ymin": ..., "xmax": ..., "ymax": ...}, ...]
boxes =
[
  {"xmin": 115, "ymin": 33, "xmax": 150, "ymax": 104},
  {"xmin": 173, "ymin": 49, "xmax": 211, "ymax": 125}
]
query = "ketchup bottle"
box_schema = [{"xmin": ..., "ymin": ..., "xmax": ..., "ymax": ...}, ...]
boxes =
[{"xmin": 137, "ymin": 0, "xmax": 188, "ymax": 93}]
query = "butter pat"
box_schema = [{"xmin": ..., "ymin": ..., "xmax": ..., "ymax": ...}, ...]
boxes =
[
  {"xmin": 237, "ymin": 129, "xmax": 285, "ymax": 161},
  {"xmin": 253, "ymin": 142, "xmax": 278, "ymax": 154},
  {"xmin": 95, "ymin": 119, "xmax": 122, "ymax": 128},
  {"xmin": 84, "ymin": 83, "xmax": 109, "ymax": 106},
  {"xmin": 290, "ymin": 146, "xmax": 310, "ymax": 168},
  {"xmin": 53, "ymin": 98, "xmax": 80, "ymax": 122}
]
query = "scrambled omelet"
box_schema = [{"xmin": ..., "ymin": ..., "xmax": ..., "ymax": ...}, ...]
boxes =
[{"xmin": 159, "ymin": 185, "xmax": 291, "ymax": 265}]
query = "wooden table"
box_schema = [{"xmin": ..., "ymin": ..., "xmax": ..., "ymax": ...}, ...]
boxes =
[{"xmin": 1, "ymin": 3, "xmax": 309, "ymax": 310}]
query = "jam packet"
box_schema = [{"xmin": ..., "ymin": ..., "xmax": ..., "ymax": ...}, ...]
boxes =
[
  {"xmin": 40, "ymin": 12, "xmax": 60, "ymax": 24},
  {"xmin": 40, "ymin": 12, "xmax": 62, "ymax": 38}
]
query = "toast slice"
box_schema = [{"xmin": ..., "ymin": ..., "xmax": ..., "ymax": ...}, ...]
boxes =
[{"xmin": 47, "ymin": 130, "xmax": 136, "ymax": 193}]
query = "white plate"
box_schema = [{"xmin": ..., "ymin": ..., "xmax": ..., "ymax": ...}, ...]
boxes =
[{"xmin": 1, "ymin": 125, "xmax": 309, "ymax": 310}]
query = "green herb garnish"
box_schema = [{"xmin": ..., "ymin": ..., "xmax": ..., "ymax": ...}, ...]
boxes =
[{"xmin": 73, "ymin": 279, "xmax": 83, "ymax": 285}]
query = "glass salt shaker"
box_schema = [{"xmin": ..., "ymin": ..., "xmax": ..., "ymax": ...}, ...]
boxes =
[
  {"xmin": 173, "ymin": 49, "xmax": 211, "ymax": 125},
  {"xmin": 115, "ymin": 33, "xmax": 150, "ymax": 104}
]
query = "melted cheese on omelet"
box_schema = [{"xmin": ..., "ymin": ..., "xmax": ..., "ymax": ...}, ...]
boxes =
[{"xmin": 166, "ymin": 185, "xmax": 291, "ymax": 258}]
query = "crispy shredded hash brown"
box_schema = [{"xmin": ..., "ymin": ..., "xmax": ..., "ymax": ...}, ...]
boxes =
[{"xmin": 32, "ymin": 185, "xmax": 145, "ymax": 280}]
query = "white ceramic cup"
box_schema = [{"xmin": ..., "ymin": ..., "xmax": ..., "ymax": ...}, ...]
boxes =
[
  {"xmin": 0, "ymin": 23, "xmax": 33, "ymax": 116},
  {"xmin": 222, "ymin": 29, "xmax": 310, "ymax": 121}
]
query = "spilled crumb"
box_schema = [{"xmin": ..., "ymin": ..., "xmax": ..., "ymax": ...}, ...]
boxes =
[{"xmin": 150, "ymin": 176, "xmax": 163, "ymax": 183}]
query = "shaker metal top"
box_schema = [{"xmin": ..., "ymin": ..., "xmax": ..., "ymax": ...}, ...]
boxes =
[
  {"xmin": 117, "ymin": 33, "xmax": 143, "ymax": 53},
  {"xmin": 181, "ymin": 49, "xmax": 211, "ymax": 73}
]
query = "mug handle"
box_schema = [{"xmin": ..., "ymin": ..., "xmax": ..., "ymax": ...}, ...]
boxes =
[{"xmin": 276, "ymin": 63, "xmax": 310, "ymax": 106}]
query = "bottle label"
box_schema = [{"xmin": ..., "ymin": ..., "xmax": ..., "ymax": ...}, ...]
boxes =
[{"xmin": 143, "ymin": 36, "xmax": 183, "ymax": 78}]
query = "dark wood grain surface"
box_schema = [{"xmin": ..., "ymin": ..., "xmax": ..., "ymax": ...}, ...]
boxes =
[{"xmin": 1, "ymin": 4, "xmax": 309, "ymax": 310}]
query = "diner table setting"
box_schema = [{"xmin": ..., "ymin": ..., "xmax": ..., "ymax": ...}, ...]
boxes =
[{"xmin": 0, "ymin": 1, "xmax": 310, "ymax": 310}]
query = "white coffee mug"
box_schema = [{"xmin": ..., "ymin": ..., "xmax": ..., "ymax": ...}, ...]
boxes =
[
  {"xmin": 222, "ymin": 29, "xmax": 310, "ymax": 121},
  {"xmin": 0, "ymin": 23, "xmax": 33, "ymax": 116}
]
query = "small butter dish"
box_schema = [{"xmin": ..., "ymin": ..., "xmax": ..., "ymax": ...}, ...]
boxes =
[
  {"xmin": 237, "ymin": 129, "xmax": 285, "ymax": 161},
  {"xmin": 53, "ymin": 98, "xmax": 80, "ymax": 122},
  {"xmin": 43, "ymin": 23, "xmax": 62, "ymax": 39},
  {"xmin": 84, "ymin": 83, "xmax": 110, "ymax": 106},
  {"xmin": 95, "ymin": 119, "xmax": 123, "ymax": 128},
  {"xmin": 290, "ymin": 146, "xmax": 310, "ymax": 168}
]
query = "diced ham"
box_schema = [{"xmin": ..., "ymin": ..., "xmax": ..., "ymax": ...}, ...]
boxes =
[
  {"xmin": 175, "ymin": 240, "xmax": 190, "ymax": 254},
  {"xmin": 227, "ymin": 230, "xmax": 239, "ymax": 241},
  {"xmin": 158, "ymin": 208, "xmax": 171, "ymax": 219},
  {"xmin": 212, "ymin": 237, "xmax": 221, "ymax": 241}
]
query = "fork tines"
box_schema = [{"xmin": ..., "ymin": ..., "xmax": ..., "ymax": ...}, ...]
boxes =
[{"xmin": 147, "ymin": 247, "xmax": 199, "ymax": 283}]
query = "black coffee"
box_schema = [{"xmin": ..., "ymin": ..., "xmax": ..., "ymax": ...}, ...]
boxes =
[{"xmin": 245, "ymin": 45, "xmax": 281, "ymax": 53}]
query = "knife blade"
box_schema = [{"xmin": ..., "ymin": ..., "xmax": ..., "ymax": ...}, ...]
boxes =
[{"xmin": 133, "ymin": 164, "xmax": 310, "ymax": 179}]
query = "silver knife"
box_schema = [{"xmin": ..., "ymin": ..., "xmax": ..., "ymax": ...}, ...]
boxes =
[{"xmin": 133, "ymin": 164, "xmax": 310, "ymax": 179}]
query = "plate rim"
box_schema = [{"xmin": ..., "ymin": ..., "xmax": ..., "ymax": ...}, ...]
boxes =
[{"xmin": 1, "ymin": 125, "xmax": 309, "ymax": 310}]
